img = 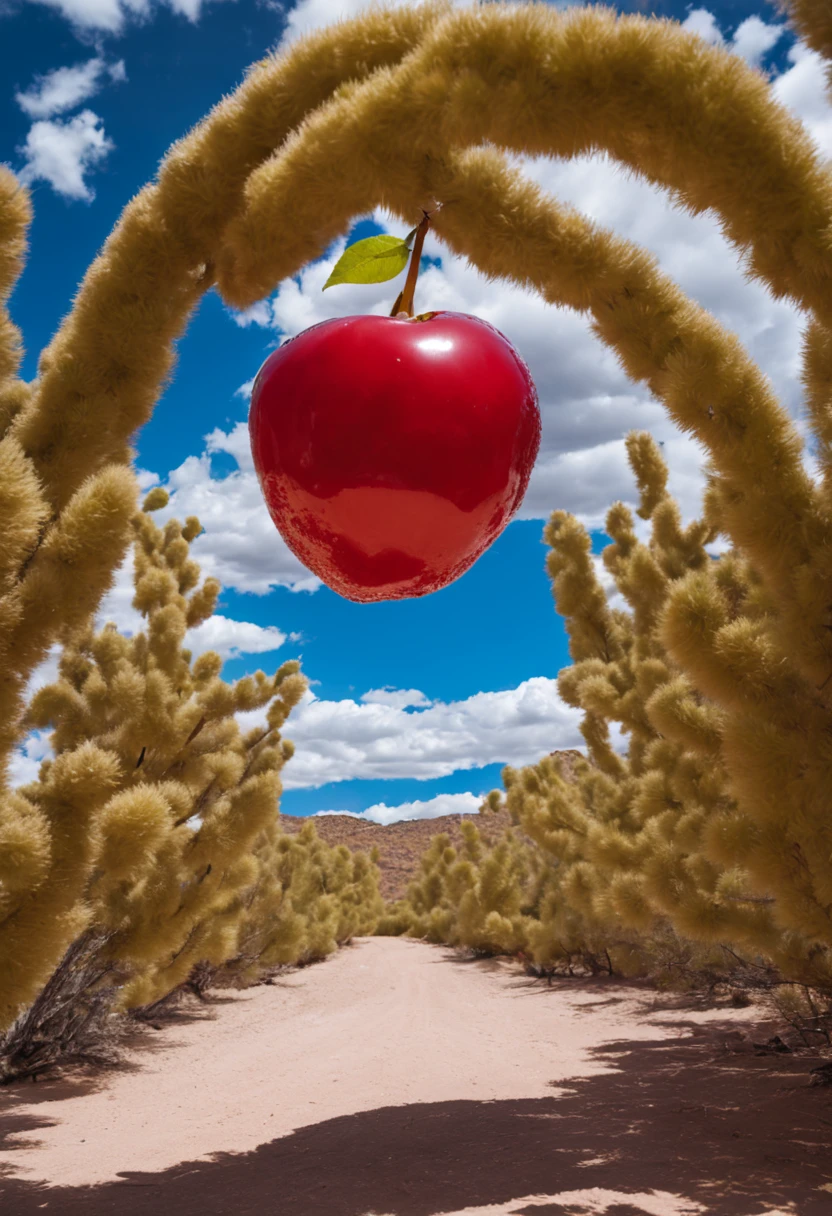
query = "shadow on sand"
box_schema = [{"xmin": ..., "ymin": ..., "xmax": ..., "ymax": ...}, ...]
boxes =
[{"xmin": 2, "ymin": 1009, "xmax": 832, "ymax": 1215}]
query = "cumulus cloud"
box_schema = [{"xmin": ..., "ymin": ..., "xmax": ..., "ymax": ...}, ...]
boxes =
[
  {"xmin": 23, "ymin": 0, "xmax": 230, "ymax": 35},
  {"xmin": 681, "ymin": 9, "xmax": 827, "ymax": 148},
  {"xmin": 772, "ymin": 39, "xmax": 832, "ymax": 157},
  {"xmin": 13, "ymin": 661, "xmax": 582, "ymax": 799},
  {"xmin": 361, "ymin": 687, "xmax": 432, "ymax": 710},
  {"xmin": 16, "ymin": 58, "xmax": 126, "ymax": 119},
  {"xmin": 679, "ymin": 6, "xmax": 785, "ymax": 69},
  {"xmin": 731, "ymin": 15, "xmax": 786, "ymax": 68},
  {"xmin": 17, "ymin": 109, "xmax": 114, "ymax": 201},
  {"xmin": 681, "ymin": 7, "xmax": 724, "ymax": 47},
  {"xmin": 26, "ymin": 0, "xmax": 129, "ymax": 33},
  {"xmin": 317, "ymin": 790, "xmax": 483, "ymax": 825},
  {"xmin": 187, "ymin": 616, "xmax": 290, "ymax": 662},
  {"xmin": 148, "ymin": 425, "xmax": 321, "ymax": 595},
  {"xmin": 231, "ymin": 301, "xmax": 273, "ymax": 328},
  {"xmin": 8, "ymin": 731, "xmax": 53, "ymax": 789},
  {"xmin": 240, "ymin": 676, "xmax": 583, "ymax": 789},
  {"xmin": 277, "ymin": 0, "xmax": 476, "ymax": 48}
]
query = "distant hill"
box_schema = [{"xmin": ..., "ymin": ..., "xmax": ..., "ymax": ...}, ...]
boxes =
[
  {"xmin": 279, "ymin": 806, "xmax": 514, "ymax": 901},
  {"xmin": 279, "ymin": 750, "xmax": 584, "ymax": 902}
]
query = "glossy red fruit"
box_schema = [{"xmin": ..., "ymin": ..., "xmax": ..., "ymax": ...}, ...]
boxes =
[{"xmin": 249, "ymin": 310, "xmax": 540, "ymax": 602}]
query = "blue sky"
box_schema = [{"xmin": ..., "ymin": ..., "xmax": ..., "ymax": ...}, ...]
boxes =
[{"xmin": 2, "ymin": 0, "xmax": 829, "ymax": 821}]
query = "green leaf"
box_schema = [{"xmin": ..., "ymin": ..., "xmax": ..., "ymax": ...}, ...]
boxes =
[{"xmin": 323, "ymin": 235, "xmax": 410, "ymax": 290}]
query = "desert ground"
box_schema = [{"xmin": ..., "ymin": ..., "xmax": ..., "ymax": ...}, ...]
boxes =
[{"xmin": 1, "ymin": 935, "xmax": 831, "ymax": 1215}]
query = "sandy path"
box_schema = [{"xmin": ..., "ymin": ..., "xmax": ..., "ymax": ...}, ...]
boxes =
[{"xmin": 1, "ymin": 937, "xmax": 831, "ymax": 1214}]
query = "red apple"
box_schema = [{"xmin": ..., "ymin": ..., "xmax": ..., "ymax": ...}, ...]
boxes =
[{"xmin": 249, "ymin": 310, "xmax": 540, "ymax": 602}]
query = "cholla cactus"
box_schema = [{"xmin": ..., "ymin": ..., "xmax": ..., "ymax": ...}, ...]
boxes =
[
  {"xmin": 384, "ymin": 810, "xmax": 650, "ymax": 973},
  {"xmin": 0, "ymin": 494, "xmax": 382, "ymax": 1074},
  {"xmin": 0, "ymin": 491, "xmax": 305, "ymax": 1027},
  {"xmin": 504, "ymin": 431, "xmax": 832, "ymax": 988},
  {"xmin": 227, "ymin": 823, "xmax": 384, "ymax": 985},
  {"xmin": 382, "ymin": 814, "xmax": 538, "ymax": 956}
]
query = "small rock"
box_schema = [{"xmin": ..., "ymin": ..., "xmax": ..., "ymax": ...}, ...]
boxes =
[
  {"xmin": 809, "ymin": 1062, "xmax": 832, "ymax": 1087},
  {"xmin": 753, "ymin": 1035, "xmax": 792, "ymax": 1055}
]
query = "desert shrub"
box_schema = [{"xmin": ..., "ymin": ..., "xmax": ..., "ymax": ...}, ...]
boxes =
[
  {"xmin": 0, "ymin": 496, "xmax": 382, "ymax": 1079},
  {"xmin": 392, "ymin": 820, "xmax": 538, "ymax": 955},
  {"xmin": 502, "ymin": 420, "xmax": 832, "ymax": 995},
  {"xmin": 223, "ymin": 824, "xmax": 384, "ymax": 986},
  {"xmin": 386, "ymin": 797, "xmax": 729, "ymax": 983},
  {"xmin": 405, "ymin": 413, "xmax": 832, "ymax": 993}
]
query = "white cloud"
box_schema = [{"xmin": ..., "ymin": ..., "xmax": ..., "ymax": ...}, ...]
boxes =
[
  {"xmin": 231, "ymin": 301, "xmax": 273, "ymax": 328},
  {"xmin": 9, "ymin": 647, "xmax": 61, "ymax": 786},
  {"xmin": 680, "ymin": 10, "xmax": 827, "ymax": 150},
  {"xmin": 23, "ymin": 0, "xmax": 232, "ymax": 35},
  {"xmin": 8, "ymin": 731, "xmax": 54, "ymax": 789},
  {"xmin": 149, "ymin": 426, "xmax": 321, "ymax": 595},
  {"xmin": 681, "ymin": 8, "xmax": 724, "ymax": 47},
  {"xmin": 241, "ymin": 676, "xmax": 583, "ymax": 789},
  {"xmin": 12, "ymin": 654, "xmax": 581, "ymax": 800},
  {"xmin": 772, "ymin": 39, "xmax": 832, "ymax": 159},
  {"xmin": 317, "ymin": 790, "xmax": 483, "ymax": 825},
  {"xmin": 94, "ymin": 555, "xmax": 142, "ymax": 636},
  {"xmin": 278, "ymin": 0, "xmax": 475, "ymax": 48},
  {"xmin": 136, "ymin": 468, "xmax": 159, "ymax": 489},
  {"xmin": 23, "ymin": 645, "xmax": 63, "ymax": 700},
  {"xmin": 361, "ymin": 687, "xmax": 432, "ymax": 710},
  {"xmin": 108, "ymin": 58, "xmax": 128, "ymax": 83},
  {"xmin": 679, "ymin": 9, "xmax": 786, "ymax": 75},
  {"xmin": 186, "ymin": 615, "xmax": 287, "ymax": 662},
  {"xmin": 26, "ymin": 0, "xmax": 132, "ymax": 34},
  {"xmin": 16, "ymin": 58, "xmax": 126, "ymax": 120},
  {"xmin": 17, "ymin": 109, "xmax": 113, "ymax": 201},
  {"xmin": 590, "ymin": 553, "xmax": 627, "ymax": 616},
  {"xmin": 731, "ymin": 16, "xmax": 785, "ymax": 69},
  {"xmin": 204, "ymin": 420, "xmax": 253, "ymax": 469}
]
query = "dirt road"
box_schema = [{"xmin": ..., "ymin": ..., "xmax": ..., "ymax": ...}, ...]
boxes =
[{"xmin": 1, "ymin": 937, "xmax": 831, "ymax": 1214}]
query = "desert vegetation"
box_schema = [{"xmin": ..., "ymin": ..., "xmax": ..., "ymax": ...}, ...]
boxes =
[
  {"xmin": 369, "ymin": 0, "xmax": 832, "ymax": 1049},
  {"xmin": 389, "ymin": 422, "xmax": 832, "ymax": 988},
  {"xmin": 1, "ymin": 0, "xmax": 832, "ymax": 1093},
  {"xmin": 0, "ymin": 492, "xmax": 382, "ymax": 1080}
]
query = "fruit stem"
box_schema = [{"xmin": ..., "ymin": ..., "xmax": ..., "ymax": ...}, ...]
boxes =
[{"xmin": 395, "ymin": 212, "xmax": 431, "ymax": 317}]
